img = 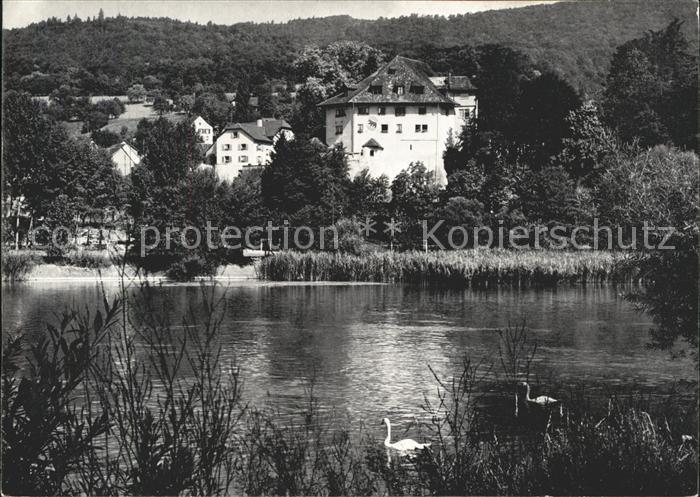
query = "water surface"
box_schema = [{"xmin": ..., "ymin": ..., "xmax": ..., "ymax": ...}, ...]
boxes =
[{"xmin": 2, "ymin": 281, "xmax": 695, "ymax": 430}]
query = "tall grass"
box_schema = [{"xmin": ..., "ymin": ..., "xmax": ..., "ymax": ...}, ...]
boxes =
[
  {"xmin": 2, "ymin": 251, "xmax": 39, "ymax": 281},
  {"xmin": 256, "ymin": 249, "xmax": 628, "ymax": 286},
  {"xmin": 2, "ymin": 281, "xmax": 696, "ymax": 495}
]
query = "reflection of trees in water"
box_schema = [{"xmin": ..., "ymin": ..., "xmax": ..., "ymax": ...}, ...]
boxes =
[{"xmin": 627, "ymin": 232, "xmax": 698, "ymax": 363}]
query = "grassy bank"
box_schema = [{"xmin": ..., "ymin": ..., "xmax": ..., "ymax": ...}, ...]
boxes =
[{"xmin": 256, "ymin": 249, "xmax": 629, "ymax": 286}]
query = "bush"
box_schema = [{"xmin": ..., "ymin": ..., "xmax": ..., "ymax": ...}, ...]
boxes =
[
  {"xmin": 64, "ymin": 249, "xmax": 114, "ymax": 269},
  {"xmin": 1, "ymin": 251, "xmax": 37, "ymax": 281},
  {"xmin": 91, "ymin": 129, "xmax": 121, "ymax": 147},
  {"xmin": 166, "ymin": 255, "xmax": 218, "ymax": 281}
]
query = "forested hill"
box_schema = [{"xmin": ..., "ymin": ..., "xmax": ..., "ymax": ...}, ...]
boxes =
[{"xmin": 3, "ymin": 0, "xmax": 696, "ymax": 96}]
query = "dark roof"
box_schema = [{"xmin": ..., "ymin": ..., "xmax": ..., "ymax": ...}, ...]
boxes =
[
  {"xmin": 319, "ymin": 55, "xmax": 456, "ymax": 107},
  {"xmin": 430, "ymin": 75, "xmax": 477, "ymax": 92},
  {"xmin": 362, "ymin": 138, "xmax": 383, "ymax": 149},
  {"xmin": 221, "ymin": 118, "xmax": 291, "ymax": 144}
]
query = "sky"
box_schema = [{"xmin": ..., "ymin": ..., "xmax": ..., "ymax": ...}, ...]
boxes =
[{"xmin": 2, "ymin": 1, "xmax": 558, "ymax": 29}]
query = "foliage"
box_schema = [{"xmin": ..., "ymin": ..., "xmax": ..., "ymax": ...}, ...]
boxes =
[
  {"xmin": 261, "ymin": 137, "xmax": 349, "ymax": 226},
  {"xmin": 602, "ymin": 19, "xmax": 698, "ymax": 149},
  {"xmin": 91, "ymin": 128, "xmax": 121, "ymax": 147},
  {"xmin": 1, "ymin": 251, "xmax": 38, "ymax": 281},
  {"xmin": 2, "ymin": 300, "xmax": 119, "ymax": 494},
  {"xmin": 5, "ymin": 2, "xmax": 695, "ymax": 99},
  {"xmin": 390, "ymin": 162, "xmax": 440, "ymax": 248}
]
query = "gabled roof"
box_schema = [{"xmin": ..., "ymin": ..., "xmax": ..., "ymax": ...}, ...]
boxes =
[
  {"xmin": 221, "ymin": 118, "xmax": 291, "ymax": 144},
  {"xmin": 318, "ymin": 55, "xmax": 456, "ymax": 107},
  {"xmin": 107, "ymin": 141, "xmax": 141, "ymax": 162},
  {"xmin": 362, "ymin": 138, "xmax": 383, "ymax": 149},
  {"xmin": 429, "ymin": 75, "xmax": 477, "ymax": 92}
]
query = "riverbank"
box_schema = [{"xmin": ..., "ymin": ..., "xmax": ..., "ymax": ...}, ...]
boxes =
[
  {"xmin": 3, "ymin": 261, "xmax": 257, "ymax": 282},
  {"xmin": 256, "ymin": 249, "xmax": 632, "ymax": 286}
]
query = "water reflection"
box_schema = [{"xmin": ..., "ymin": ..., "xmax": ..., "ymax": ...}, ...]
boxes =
[{"xmin": 2, "ymin": 281, "xmax": 695, "ymax": 428}]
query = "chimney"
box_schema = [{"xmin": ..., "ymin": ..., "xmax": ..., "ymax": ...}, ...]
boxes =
[{"xmin": 256, "ymin": 119, "xmax": 263, "ymax": 127}]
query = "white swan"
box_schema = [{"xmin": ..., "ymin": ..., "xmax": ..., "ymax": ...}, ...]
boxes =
[
  {"xmin": 519, "ymin": 382, "xmax": 563, "ymax": 416},
  {"xmin": 382, "ymin": 418, "xmax": 430, "ymax": 451}
]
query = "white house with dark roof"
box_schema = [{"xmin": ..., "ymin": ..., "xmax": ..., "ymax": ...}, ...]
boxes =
[
  {"xmin": 191, "ymin": 115, "xmax": 214, "ymax": 145},
  {"xmin": 319, "ymin": 55, "xmax": 478, "ymax": 186},
  {"xmin": 108, "ymin": 141, "xmax": 141, "ymax": 176},
  {"xmin": 207, "ymin": 118, "xmax": 293, "ymax": 182}
]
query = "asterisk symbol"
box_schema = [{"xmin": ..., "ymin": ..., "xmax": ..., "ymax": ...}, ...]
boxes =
[
  {"xmin": 357, "ymin": 216, "xmax": 376, "ymax": 237},
  {"xmin": 384, "ymin": 218, "xmax": 401, "ymax": 237}
]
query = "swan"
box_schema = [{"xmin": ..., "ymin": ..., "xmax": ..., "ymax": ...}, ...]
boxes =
[
  {"xmin": 382, "ymin": 418, "xmax": 430, "ymax": 451},
  {"xmin": 519, "ymin": 382, "xmax": 563, "ymax": 416}
]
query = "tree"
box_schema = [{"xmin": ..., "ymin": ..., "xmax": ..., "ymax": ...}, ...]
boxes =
[
  {"xmin": 152, "ymin": 95, "xmax": 172, "ymax": 116},
  {"xmin": 91, "ymin": 129, "xmax": 121, "ymax": 148},
  {"xmin": 515, "ymin": 71, "xmax": 582, "ymax": 165},
  {"xmin": 347, "ymin": 169, "xmax": 390, "ymax": 222},
  {"xmin": 127, "ymin": 84, "xmax": 147, "ymax": 103},
  {"xmin": 192, "ymin": 92, "xmax": 231, "ymax": 130},
  {"xmin": 558, "ymin": 102, "xmax": 616, "ymax": 183},
  {"xmin": 291, "ymin": 41, "xmax": 385, "ymax": 136},
  {"xmin": 595, "ymin": 145, "xmax": 699, "ymax": 356},
  {"xmin": 261, "ymin": 138, "xmax": 349, "ymax": 226},
  {"xmin": 602, "ymin": 20, "xmax": 698, "ymax": 149},
  {"xmin": 390, "ymin": 162, "xmax": 440, "ymax": 248},
  {"xmin": 81, "ymin": 111, "xmax": 108, "ymax": 133}
]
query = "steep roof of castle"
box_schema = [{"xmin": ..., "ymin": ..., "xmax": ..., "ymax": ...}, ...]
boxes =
[{"xmin": 319, "ymin": 55, "xmax": 456, "ymax": 107}]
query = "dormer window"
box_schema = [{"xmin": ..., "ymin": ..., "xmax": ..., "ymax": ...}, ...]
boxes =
[
  {"xmin": 387, "ymin": 68, "xmax": 396, "ymax": 75},
  {"xmin": 393, "ymin": 85, "xmax": 405, "ymax": 95},
  {"xmin": 369, "ymin": 85, "xmax": 382, "ymax": 95},
  {"xmin": 410, "ymin": 85, "xmax": 425, "ymax": 94}
]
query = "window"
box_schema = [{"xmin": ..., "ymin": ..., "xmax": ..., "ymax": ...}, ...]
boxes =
[
  {"xmin": 418, "ymin": 107, "xmax": 427, "ymax": 115},
  {"xmin": 369, "ymin": 85, "xmax": 382, "ymax": 94},
  {"xmin": 422, "ymin": 124, "xmax": 428, "ymax": 133},
  {"xmin": 381, "ymin": 124, "xmax": 388, "ymax": 133},
  {"xmin": 335, "ymin": 125, "xmax": 343, "ymax": 135},
  {"xmin": 387, "ymin": 68, "xmax": 396, "ymax": 75},
  {"xmin": 396, "ymin": 124, "xmax": 402, "ymax": 133},
  {"xmin": 395, "ymin": 106, "xmax": 406, "ymax": 116},
  {"xmin": 378, "ymin": 106, "xmax": 386, "ymax": 115},
  {"xmin": 335, "ymin": 108, "xmax": 346, "ymax": 117},
  {"xmin": 358, "ymin": 106, "xmax": 369, "ymax": 115},
  {"xmin": 239, "ymin": 155, "xmax": 248, "ymax": 163},
  {"xmin": 222, "ymin": 144, "xmax": 231, "ymax": 151},
  {"xmin": 232, "ymin": 131, "xmax": 238, "ymax": 138},
  {"xmin": 393, "ymin": 85, "xmax": 404, "ymax": 95},
  {"xmin": 415, "ymin": 124, "xmax": 421, "ymax": 133},
  {"xmin": 357, "ymin": 124, "xmax": 363, "ymax": 134},
  {"xmin": 369, "ymin": 149, "xmax": 375, "ymax": 157},
  {"xmin": 256, "ymin": 144, "xmax": 264, "ymax": 151},
  {"xmin": 410, "ymin": 85, "xmax": 425, "ymax": 95},
  {"xmin": 443, "ymin": 107, "xmax": 450, "ymax": 116},
  {"xmin": 223, "ymin": 155, "xmax": 232, "ymax": 163},
  {"xmin": 239, "ymin": 143, "xmax": 248, "ymax": 151}
]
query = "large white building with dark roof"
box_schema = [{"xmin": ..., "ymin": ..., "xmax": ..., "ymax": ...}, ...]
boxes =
[{"xmin": 319, "ymin": 55, "xmax": 477, "ymax": 186}]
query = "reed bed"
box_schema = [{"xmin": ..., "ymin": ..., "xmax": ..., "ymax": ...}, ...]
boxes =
[{"xmin": 256, "ymin": 249, "xmax": 629, "ymax": 286}]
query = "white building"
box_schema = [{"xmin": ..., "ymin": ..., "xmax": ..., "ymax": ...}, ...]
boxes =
[
  {"xmin": 207, "ymin": 118, "xmax": 293, "ymax": 182},
  {"xmin": 191, "ymin": 115, "xmax": 214, "ymax": 145},
  {"xmin": 108, "ymin": 141, "xmax": 141, "ymax": 176},
  {"xmin": 319, "ymin": 55, "xmax": 477, "ymax": 186}
]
